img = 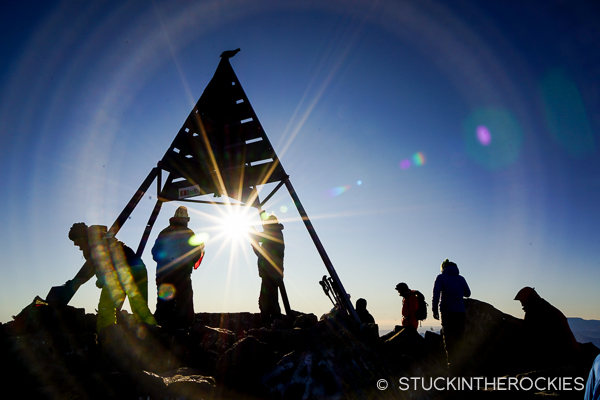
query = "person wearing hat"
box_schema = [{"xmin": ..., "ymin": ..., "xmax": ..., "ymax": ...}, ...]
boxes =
[
  {"xmin": 58, "ymin": 223, "xmax": 156, "ymax": 333},
  {"xmin": 152, "ymin": 206, "xmax": 204, "ymax": 331},
  {"xmin": 250, "ymin": 214, "xmax": 285, "ymax": 327},
  {"xmin": 514, "ymin": 286, "xmax": 579, "ymax": 367},
  {"xmin": 395, "ymin": 282, "xmax": 419, "ymax": 330},
  {"xmin": 432, "ymin": 258, "xmax": 471, "ymax": 371}
]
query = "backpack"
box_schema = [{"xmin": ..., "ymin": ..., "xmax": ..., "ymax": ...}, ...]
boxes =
[{"xmin": 414, "ymin": 290, "xmax": 428, "ymax": 321}]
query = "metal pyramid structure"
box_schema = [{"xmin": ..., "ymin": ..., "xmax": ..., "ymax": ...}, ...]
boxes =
[
  {"xmin": 159, "ymin": 55, "xmax": 286, "ymax": 206},
  {"xmin": 107, "ymin": 51, "xmax": 360, "ymax": 324}
]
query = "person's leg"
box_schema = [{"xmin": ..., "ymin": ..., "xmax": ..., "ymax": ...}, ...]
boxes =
[
  {"xmin": 155, "ymin": 281, "xmax": 176, "ymax": 330},
  {"xmin": 175, "ymin": 277, "xmax": 194, "ymax": 330},
  {"xmin": 259, "ymin": 279, "xmax": 274, "ymax": 327},
  {"xmin": 259, "ymin": 276, "xmax": 285, "ymax": 327},
  {"xmin": 122, "ymin": 268, "xmax": 156, "ymax": 326},
  {"xmin": 441, "ymin": 311, "xmax": 465, "ymax": 372},
  {"xmin": 269, "ymin": 279, "xmax": 282, "ymax": 320},
  {"xmin": 97, "ymin": 286, "xmax": 122, "ymax": 333}
]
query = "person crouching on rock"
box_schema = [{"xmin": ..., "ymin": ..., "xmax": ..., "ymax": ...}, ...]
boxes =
[
  {"xmin": 250, "ymin": 214, "xmax": 285, "ymax": 328},
  {"xmin": 514, "ymin": 286, "xmax": 579, "ymax": 368},
  {"xmin": 432, "ymin": 259, "xmax": 471, "ymax": 372},
  {"xmin": 65, "ymin": 223, "xmax": 156, "ymax": 333},
  {"xmin": 355, "ymin": 298, "xmax": 375, "ymax": 325}
]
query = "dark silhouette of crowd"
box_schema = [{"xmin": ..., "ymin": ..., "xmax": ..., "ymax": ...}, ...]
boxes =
[
  {"xmin": 50, "ymin": 207, "xmax": 292, "ymax": 335},
  {"xmin": 47, "ymin": 210, "xmax": 589, "ymax": 382}
]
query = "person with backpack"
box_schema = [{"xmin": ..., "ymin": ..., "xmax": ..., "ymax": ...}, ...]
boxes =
[
  {"xmin": 432, "ymin": 258, "xmax": 471, "ymax": 371},
  {"xmin": 57, "ymin": 223, "xmax": 156, "ymax": 333},
  {"xmin": 395, "ymin": 282, "xmax": 426, "ymax": 330}
]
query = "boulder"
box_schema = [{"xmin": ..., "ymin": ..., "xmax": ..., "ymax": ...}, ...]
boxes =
[
  {"xmin": 462, "ymin": 298, "xmax": 527, "ymax": 376},
  {"xmin": 294, "ymin": 313, "xmax": 318, "ymax": 329},
  {"xmin": 262, "ymin": 326, "xmax": 403, "ymax": 399},
  {"xmin": 194, "ymin": 312, "xmax": 261, "ymax": 335},
  {"xmin": 384, "ymin": 326, "xmax": 426, "ymax": 359},
  {"xmin": 140, "ymin": 368, "xmax": 216, "ymax": 400},
  {"xmin": 216, "ymin": 336, "xmax": 276, "ymax": 396},
  {"xmin": 195, "ymin": 326, "xmax": 239, "ymax": 357}
]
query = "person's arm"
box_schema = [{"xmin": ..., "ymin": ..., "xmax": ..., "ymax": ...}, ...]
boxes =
[
  {"xmin": 151, "ymin": 233, "xmax": 163, "ymax": 262},
  {"xmin": 432, "ymin": 276, "xmax": 442, "ymax": 319},
  {"xmin": 401, "ymin": 298, "xmax": 409, "ymax": 326},
  {"xmin": 70, "ymin": 260, "xmax": 95, "ymax": 288},
  {"xmin": 248, "ymin": 228, "xmax": 263, "ymax": 256},
  {"xmin": 410, "ymin": 294, "xmax": 419, "ymax": 328},
  {"xmin": 463, "ymin": 277, "xmax": 471, "ymax": 298}
]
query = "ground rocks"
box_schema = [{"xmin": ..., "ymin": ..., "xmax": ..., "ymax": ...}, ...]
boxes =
[{"xmin": 1, "ymin": 296, "xmax": 598, "ymax": 399}]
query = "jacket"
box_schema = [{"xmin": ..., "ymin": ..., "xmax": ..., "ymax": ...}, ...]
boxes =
[
  {"xmin": 402, "ymin": 290, "xmax": 419, "ymax": 329},
  {"xmin": 252, "ymin": 224, "xmax": 284, "ymax": 280},
  {"xmin": 152, "ymin": 217, "xmax": 203, "ymax": 282},
  {"xmin": 432, "ymin": 264, "xmax": 471, "ymax": 314}
]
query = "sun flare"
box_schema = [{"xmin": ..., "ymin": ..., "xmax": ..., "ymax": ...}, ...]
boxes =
[{"xmin": 220, "ymin": 208, "xmax": 256, "ymax": 240}]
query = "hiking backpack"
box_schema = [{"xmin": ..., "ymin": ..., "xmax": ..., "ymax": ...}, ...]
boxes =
[{"xmin": 414, "ymin": 290, "xmax": 428, "ymax": 321}]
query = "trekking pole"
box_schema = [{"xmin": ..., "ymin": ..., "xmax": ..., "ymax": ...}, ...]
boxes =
[{"xmin": 319, "ymin": 276, "xmax": 336, "ymax": 306}]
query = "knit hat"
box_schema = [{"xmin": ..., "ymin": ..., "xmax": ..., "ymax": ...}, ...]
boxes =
[
  {"xmin": 263, "ymin": 214, "xmax": 283, "ymax": 230},
  {"xmin": 441, "ymin": 258, "xmax": 457, "ymax": 271},
  {"xmin": 69, "ymin": 222, "xmax": 89, "ymax": 241},
  {"xmin": 174, "ymin": 206, "xmax": 190, "ymax": 220}
]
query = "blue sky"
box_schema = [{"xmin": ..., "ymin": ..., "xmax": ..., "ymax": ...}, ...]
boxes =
[{"xmin": 1, "ymin": 0, "xmax": 599, "ymax": 330}]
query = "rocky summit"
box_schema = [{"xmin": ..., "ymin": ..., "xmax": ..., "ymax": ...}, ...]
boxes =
[{"xmin": 0, "ymin": 297, "xmax": 597, "ymax": 399}]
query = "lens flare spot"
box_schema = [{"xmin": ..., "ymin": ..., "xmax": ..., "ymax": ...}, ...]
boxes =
[
  {"xmin": 158, "ymin": 283, "xmax": 175, "ymax": 301},
  {"xmin": 412, "ymin": 152, "xmax": 426, "ymax": 166},
  {"xmin": 476, "ymin": 125, "xmax": 491, "ymax": 146},
  {"xmin": 280, "ymin": 205, "xmax": 288, "ymax": 213},
  {"xmin": 189, "ymin": 232, "xmax": 209, "ymax": 246},
  {"xmin": 540, "ymin": 68, "xmax": 595, "ymax": 156},
  {"xmin": 357, "ymin": 180, "xmax": 362, "ymax": 186},
  {"xmin": 400, "ymin": 159, "xmax": 411, "ymax": 169},
  {"xmin": 463, "ymin": 107, "xmax": 524, "ymax": 170},
  {"xmin": 260, "ymin": 211, "xmax": 270, "ymax": 220},
  {"xmin": 326, "ymin": 185, "xmax": 351, "ymax": 198}
]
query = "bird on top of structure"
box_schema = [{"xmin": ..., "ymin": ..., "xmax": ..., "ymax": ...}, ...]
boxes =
[{"xmin": 220, "ymin": 48, "xmax": 240, "ymax": 59}]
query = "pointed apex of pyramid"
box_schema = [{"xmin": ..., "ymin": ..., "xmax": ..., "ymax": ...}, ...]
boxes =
[
  {"xmin": 220, "ymin": 48, "xmax": 240, "ymax": 59},
  {"xmin": 158, "ymin": 50, "xmax": 286, "ymax": 206}
]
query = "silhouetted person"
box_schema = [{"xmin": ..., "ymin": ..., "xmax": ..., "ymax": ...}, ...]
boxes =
[
  {"xmin": 355, "ymin": 298, "xmax": 375, "ymax": 324},
  {"xmin": 514, "ymin": 286, "xmax": 579, "ymax": 367},
  {"xmin": 152, "ymin": 206, "xmax": 204, "ymax": 331},
  {"xmin": 395, "ymin": 282, "xmax": 419, "ymax": 330},
  {"xmin": 432, "ymin": 259, "xmax": 471, "ymax": 371},
  {"xmin": 250, "ymin": 214, "xmax": 284, "ymax": 327},
  {"xmin": 63, "ymin": 223, "xmax": 155, "ymax": 332},
  {"xmin": 585, "ymin": 353, "xmax": 600, "ymax": 400}
]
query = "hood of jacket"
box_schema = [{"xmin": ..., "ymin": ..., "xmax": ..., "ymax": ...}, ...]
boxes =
[
  {"xmin": 169, "ymin": 217, "xmax": 189, "ymax": 227},
  {"xmin": 442, "ymin": 264, "xmax": 460, "ymax": 276}
]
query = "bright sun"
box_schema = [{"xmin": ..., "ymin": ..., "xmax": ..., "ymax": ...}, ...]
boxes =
[{"xmin": 221, "ymin": 210, "xmax": 255, "ymax": 239}]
